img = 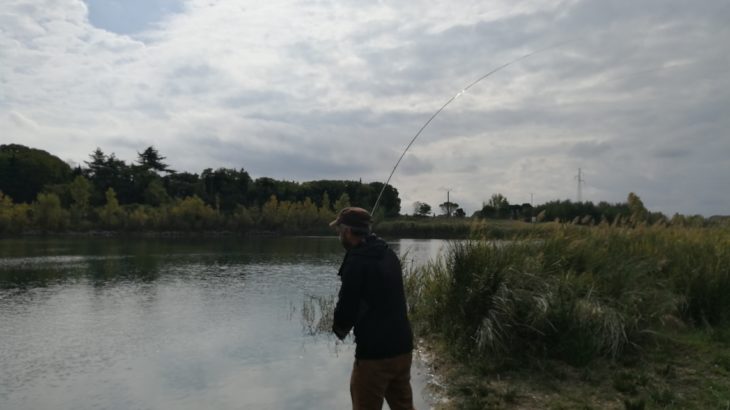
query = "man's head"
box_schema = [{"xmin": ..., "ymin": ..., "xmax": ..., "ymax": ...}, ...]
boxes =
[{"xmin": 330, "ymin": 207, "xmax": 372, "ymax": 249}]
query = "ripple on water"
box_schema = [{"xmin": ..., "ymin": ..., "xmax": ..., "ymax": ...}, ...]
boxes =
[
  {"xmin": 0, "ymin": 255, "xmax": 130, "ymax": 269},
  {"xmin": 0, "ymin": 237, "xmax": 446, "ymax": 409}
]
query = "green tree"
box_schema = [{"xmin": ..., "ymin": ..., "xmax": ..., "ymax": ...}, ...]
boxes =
[
  {"xmin": 296, "ymin": 197, "xmax": 319, "ymax": 230},
  {"xmin": 277, "ymin": 200, "xmax": 294, "ymax": 229},
  {"xmin": 164, "ymin": 172, "xmax": 204, "ymax": 199},
  {"xmin": 367, "ymin": 182, "xmax": 400, "ymax": 217},
  {"xmin": 69, "ymin": 175, "xmax": 91, "ymax": 210},
  {"xmin": 413, "ymin": 201, "xmax": 432, "ymax": 217},
  {"xmin": 261, "ymin": 195, "xmax": 283, "ymax": 229},
  {"xmin": 333, "ymin": 193, "xmax": 351, "ymax": 213},
  {"xmin": 32, "ymin": 192, "xmax": 68, "ymax": 232},
  {"xmin": 0, "ymin": 192, "xmax": 15, "ymax": 233},
  {"xmin": 201, "ymin": 168, "xmax": 252, "ymax": 212},
  {"xmin": 136, "ymin": 146, "xmax": 173, "ymax": 174},
  {"xmin": 84, "ymin": 148, "xmax": 134, "ymax": 205},
  {"xmin": 318, "ymin": 192, "xmax": 335, "ymax": 226},
  {"xmin": 670, "ymin": 213, "xmax": 686, "ymax": 227},
  {"xmin": 627, "ymin": 192, "xmax": 648, "ymax": 225},
  {"xmin": 231, "ymin": 205, "xmax": 254, "ymax": 231},
  {"xmin": 68, "ymin": 175, "xmax": 92, "ymax": 228},
  {"xmin": 0, "ymin": 191, "xmax": 13, "ymax": 233},
  {"xmin": 99, "ymin": 188, "xmax": 125, "ymax": 229},
  {"xmin": 169, "ymin": 196, "xmax": 218, "ymax": 230},
  {"xmin": 320, "ymin": 191, "xmax": 332, "ymax": 212},
  {"xmin": 147, "ymin": 206, "xmax": 169, "ymax": 230},
  {"xmin": 0, "ymin": 144, "xmax": 72, "ymax": 203},
  {"xmin": 143, "ymin": 179, "xmax": 171, "ymax": 206},
  {"xmin": 488, "ymin": 193, "xmax": 509, "ymax": 218},
  {"xmin": 439, "ymin": 201, "xmax": 459, "ymax": 216},
  {"xmin": 685, "ymin": 214, "xmax": 706, "ymax": 228},
  {"xmin": 85, "ymin": 148, "xmax": 106, "ymax": 174},
  {"xmin": 127, "ymin": 206, "xmax": 152, "ymax": 231}
]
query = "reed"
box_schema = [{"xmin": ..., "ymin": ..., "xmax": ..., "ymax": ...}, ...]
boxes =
[
  {"xmin": 406, "ymin": 224, "xmax": 730, "ymax": 368},
  {"xmin": 376, "ymin": 217, "xmax": 551, "ymax": 240}
]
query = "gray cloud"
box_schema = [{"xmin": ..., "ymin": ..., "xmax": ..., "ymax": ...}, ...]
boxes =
[
  {"xmin": 652, "ymin": 147, "xmax": 691, "ymax": 159},
  {"xmin": 569, "ymin": 141, "xmax": 611, "ymax": 158},
  {"xmin": 0, "ymin": 0, "xmax": 728, "ymax": 216},
  {"xmin": 399, "ymin": 154, "xmax": 435, "ymax": 176}
]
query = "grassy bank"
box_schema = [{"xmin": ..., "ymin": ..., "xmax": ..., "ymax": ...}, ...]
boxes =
[
  {"xmin": 406, "ymin": 224, "xmax": 730, "ymax": 408},
  {"xmin": 5, "ymin": 217, "xmax": 553, "ymax": 240},
  {"xmin": 376, "ymin": 217, "xmax": 554, "ymax": 239}
]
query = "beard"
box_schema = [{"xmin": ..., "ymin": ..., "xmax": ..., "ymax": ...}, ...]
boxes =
[{"xmin": 339, "ymin": 232, "xmax": 354, "ymax": 250}]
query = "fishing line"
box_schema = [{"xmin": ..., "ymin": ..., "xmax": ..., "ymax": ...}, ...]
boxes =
[{"xmin": 370, "ymin": 42, "xmax": 568, "ymax": 216}]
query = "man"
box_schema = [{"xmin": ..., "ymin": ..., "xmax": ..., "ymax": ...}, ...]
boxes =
[{"xmin": 330, "ymin": 207, "xmax": 415, "ymax": 410}]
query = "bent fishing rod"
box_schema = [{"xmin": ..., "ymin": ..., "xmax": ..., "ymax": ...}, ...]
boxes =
[{"xmin": 370, "ymin": 43, "xmax": 567, "ymax": 216}]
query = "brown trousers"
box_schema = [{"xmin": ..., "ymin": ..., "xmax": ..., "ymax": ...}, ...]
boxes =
[{"xmin": 350, "ymin": 352, "xmax": 415, "ymax": 410}]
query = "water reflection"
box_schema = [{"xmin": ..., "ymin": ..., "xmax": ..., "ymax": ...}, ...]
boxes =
[{"xmin": 0, "ymin": 236, "xmax": 448, "ymax": 409}]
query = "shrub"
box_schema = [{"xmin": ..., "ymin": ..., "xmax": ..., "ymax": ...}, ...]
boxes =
[{"xmin": 169, "ymin": 196, "xmax": 219, "ymax": 230}]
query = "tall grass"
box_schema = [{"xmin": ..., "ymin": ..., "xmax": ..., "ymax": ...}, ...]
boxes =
[
  {"xmin": 300, "ymin": 295, "xmax": 335, "ymax": 336},
  {"xmin": 376, "ymin": 217, "xmax": 553, "ymax": 239},
  {"xmin": 406, "ymin": 225, "xmax": 730, "ymax": 367}
]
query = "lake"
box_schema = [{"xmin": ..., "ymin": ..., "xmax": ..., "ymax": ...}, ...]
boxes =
[{"xmin": 0, "ymin": 236, "xmax": 450, "ymax": 410}]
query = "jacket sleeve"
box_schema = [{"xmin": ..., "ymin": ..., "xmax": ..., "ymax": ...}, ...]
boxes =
[{"xmin": 333, "ymin": 258, "xmax": 365, "ymax": 340}]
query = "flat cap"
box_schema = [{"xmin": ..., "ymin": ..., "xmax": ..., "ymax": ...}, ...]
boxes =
[{"xmin": 329, "ymin": 207, "xmax": 372, "ymax": 229}]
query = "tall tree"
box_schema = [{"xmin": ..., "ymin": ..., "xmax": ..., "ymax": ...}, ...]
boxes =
[
  {"xmin": 136, "ymin": 146, "xmax": 173, "ymax": 174},
  {"xmin": 69, "ymin": 175, "xmax": 91, "ymax": 210},
  {"xmin": 164, "ymin": 172, "xmax": 204, "ymax": 199},
  {"xmin": 627, "ymin": 192, "xmax": 648, "ymax": 224},
  {"xmin": 143, "ymin": 179, "xmax": 171, "ymax": 206},
  {"xmin": 68, "ymin": 175, "xmax": 92, "ymax": 224},
  {"xmin": 0, "ymin": 144, "xmax": 72, "ymax": 203},
  {"xmin": 99, "ymin": 188, "xmax": 124, "ymax": 228},
  {"xmin": 318, "ymin": 191, "xmax": 335, "ymax": 225},
  {"xmin": 84, "ymin": 148, "xmax": 134, "ymax": 205},
  {"xmin": 333, "ymin": 193, "xmax": 351, "ymax": 212},
  {"xmin": 488, "ymin": 193, "xmax": 509, "ymax": 217},
  {"xmin": 367, "ymin": 182, "xmax": 400, "ymax": 217},
  {"xmin": 32, "ymin": 193, "xmax": 68, "ymax": 232},
  {"xmin": 439, "ymin": 201, "xmax": 459, "ymax": 216},
  {"xmin": 413, "ymin": 201, "xmax": 432, "ymax": 217},
  {"xmin": 85, "ymin": 148, "xmax": 107, "ymax": 177},
  {"xmin": 201, "ymin": 168, "xmax": 252, "ymax": 212}
]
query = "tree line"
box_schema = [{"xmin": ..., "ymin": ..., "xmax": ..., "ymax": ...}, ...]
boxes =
[
  {"xmin": 413, "ymin": 192, "xmax": 712, "ymax": 228},
  {"xmin": 473, "ymin": 192, "xmax": 710, "ymax": 227},
  {"xmin": 0, "ymin": 144, "xmax": 400, "ymax": 233},
  {"xmin": 0, "ymin": 143, "xmax": 717, "ymax": 234}
]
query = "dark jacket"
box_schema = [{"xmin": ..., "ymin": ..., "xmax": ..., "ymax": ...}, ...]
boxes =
[{"xmin": 333, "ymin": 234, "xmax": 414, "ymax": 359}]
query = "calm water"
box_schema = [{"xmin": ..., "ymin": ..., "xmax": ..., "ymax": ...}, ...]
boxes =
[{"xmin": 0, "ymin": 236, "xmax": 449, "ymax": 410}]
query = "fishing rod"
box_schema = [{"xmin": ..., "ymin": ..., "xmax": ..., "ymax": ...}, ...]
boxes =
[{"xmin": 370, "ymin": 43, "xmax": 567, "ymax": 216}]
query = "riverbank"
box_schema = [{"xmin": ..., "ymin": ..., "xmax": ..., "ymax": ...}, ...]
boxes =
[
  {"xmin": 376, "ymin": 218, "xmax": 553, "ymax": 239},
  {"xmin": 406, "ymin": 224, "xmax": 730, "ymax": 408},
  {"xmin": 1, "ymin": 218, "xmax": 556, "ymax": 240},
  {"xmin": 417, "ymin": 332, "xmax": 730, "ymax": 409}
]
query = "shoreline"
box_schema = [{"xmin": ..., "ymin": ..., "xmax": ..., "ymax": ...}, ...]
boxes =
[{"xmin": 0, "ymin": 230, "xmax": 470, "ymax": 241}]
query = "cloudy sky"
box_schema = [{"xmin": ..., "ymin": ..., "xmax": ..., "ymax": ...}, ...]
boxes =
[{"xmin": 1, "ymin": 0, "xmax": 728, "ymax": 216}]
